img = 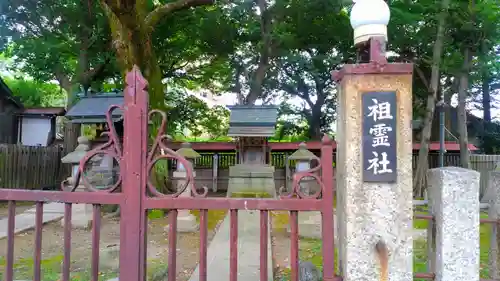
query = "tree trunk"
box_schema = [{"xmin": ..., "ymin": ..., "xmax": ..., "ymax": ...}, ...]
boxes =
[
  {"xmin": 244, "ymin": 0, "xmax": 272, "ymax": 105},
  {"xmin": 103, "ymin": 8, "xmax": 164, "ymax": 109},
  {"xmin": 413, "ymin": 0, "xmax": 451, "ymax": 197},
  {"xmin": 482, "ymin": 75, "xmax": 492, "ymax": 123},
  {"xmin": 101, "ymin": 0, "xmax": 214, "ymax": 110},
  {"xmin": 308, "ymin": 107, "xmax": 322, "ymax": 140},
  {"xmin": 458, "ymin": 48, "xmax": 471, "ymax": 168}
]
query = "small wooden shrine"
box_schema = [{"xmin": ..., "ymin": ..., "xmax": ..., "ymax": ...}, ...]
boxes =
[
  {"xmin": 226, "ymin": 105, "xmax": 279, "ymax": 197},
  {"xmin": 227, "ymin": 105, "xmax": 279, "ymax": 164}
]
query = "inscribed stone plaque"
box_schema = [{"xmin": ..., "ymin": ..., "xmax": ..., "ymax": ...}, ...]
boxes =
[{"xmin": 362, "ymin": 91, "xmax": 397, "ymax": 182}]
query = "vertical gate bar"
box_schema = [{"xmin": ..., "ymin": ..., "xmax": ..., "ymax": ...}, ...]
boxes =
[
  {"xmin": 140, "ymin": 208, "xmax": 148, "ymax": 281},
  {"xmin": 62, "ymin": 203, "xmax": 72, "ymax": 281},
  {"xmin": 260, "ymin": 210, "xmax": 269, "ymax": 281},
  {"xmin": 199, "ymin": 209, "xmax": 208, "ymax": 281},
  {"xmin": 33, "ymin": 202, "xmax": 43, "ymax": 281},
  {"xmin": 168, "ymin": 210, "xmax": 179, "ymax": 281},
  {"xmin": 5, "ymin": 201, "xmax": 16, "ymax": 281},
  {"xmin": 91, "ymin": 204, "xmax": 102, "ymax": 281},
  {"xmin": 320, "ymin": 136, "xmax": 335, "ymax": 280},
  {"xmin": 290, "ymin": 210, "xmax": 299, "ymax": 281},
  {"xmin": 426, "ymin": 217, "xmax": 435, "ymax": 273},
  {"xmin": 230, "ymin": 209, "xmax": 238, "ymax": 281},
  {"xmin": 120, "ymin": 66, "xmax": 148, "ymax": 281}
]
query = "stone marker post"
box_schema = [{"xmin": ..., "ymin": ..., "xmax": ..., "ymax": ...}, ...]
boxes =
[
  {"xmin": 333, "ymin": 0, "xmax": 413, "ymax": 280},
  {"xmin": 488, "ymin": 171, "xmax": 500, "ymax": 279},
  {"xmin": 173, "ymin": 142, "xmax": 200, "ymax": 232},
  {"xmin": 60, "ymin": 136, "xmax": 93, "ymax": 229},
  {"xmin": 428, "ymin": 167, "xmax": 480, "ymax": 281}
]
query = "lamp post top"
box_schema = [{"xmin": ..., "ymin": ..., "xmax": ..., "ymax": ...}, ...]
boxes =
[{"xmin": 349, "ymin": 0, "xmax": 390, "ymax": 45}]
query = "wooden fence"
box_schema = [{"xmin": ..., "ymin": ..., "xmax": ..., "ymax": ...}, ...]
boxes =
[
  {"xmin": 1, "ymin": 144, "xmax": 499, "ymax": 192},
  {"xmin": 0, "ymin": 144, "xmax": 65, "ymax": 189}
]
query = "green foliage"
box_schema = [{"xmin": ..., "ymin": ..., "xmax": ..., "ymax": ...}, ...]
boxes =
[
  {"xmin": 163, "ymin": 87, "xmax": 230, "ymax": 138},
  {"xmin": 1, "ymin": 0, "xmax": 500, "ymax": 141},
  {"xmin": 3, "ymin": 77, "xmax": 65, "ymax": 107},
  {"xmin": 479, "ymin": 122, "xmax": 500, "ymax": 154},
  {"xmin": 0, "ymin": 0, "xmax": 119, "ymax": 105}
]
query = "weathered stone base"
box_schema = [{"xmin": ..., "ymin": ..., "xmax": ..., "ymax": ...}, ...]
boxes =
[
  {"xmin": 286, "ymin": 212, "xmax": 339, "ymax": 241},
  {"xmin": 227, "ymin": 164, "xmax": 277, "ymax": 198},
  {"xmin": 60, "ymin": 203, "xmax": 93, "ymax": 230},
  {"xmin": 286, "ymin": 212, "xmax": 320, "ymax": 239}
]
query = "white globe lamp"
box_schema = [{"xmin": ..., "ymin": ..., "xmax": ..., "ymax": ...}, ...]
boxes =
[{"xmin": 350, "ymin": 0, "xmax": 391, "ymax": 45}]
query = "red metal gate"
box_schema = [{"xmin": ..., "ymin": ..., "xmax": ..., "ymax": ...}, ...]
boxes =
[{"xmin": 0, "ymin": 67, "xmax": 339, "ymax": 281}]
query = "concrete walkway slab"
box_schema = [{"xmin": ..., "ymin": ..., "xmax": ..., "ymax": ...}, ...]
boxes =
[
  {"xmin": 189, "ymin": 210, "xmax": 273, "ymax": 281},
  {"xmin": 0, "ymin": 203, "xmax": 65, "ymax": 239}
]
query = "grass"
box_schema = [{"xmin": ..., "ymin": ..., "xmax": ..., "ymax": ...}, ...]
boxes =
[
  {"xmin": 147, "ymin": 207, "xmax": 227, "ymax": 231},
  {"xmin": 0, "ymin": 255, "xmax": 118, "ymax": 281},
  {"xmin": 0, "ymin": 252, "xmax": 173, "ymax": 281}
]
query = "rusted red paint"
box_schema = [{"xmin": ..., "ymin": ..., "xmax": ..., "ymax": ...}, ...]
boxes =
[
  {"xmin": 63, "ymin": 203, "xmax": 72, "ymax": 281},
  {"xmin": 290, "ymin": 210, "xmax": 299, "ymax": 281},
  {"xmin": 332, "ymin": 37, "xmax": 413, "ymax": 83},
  {"xmin": 260, "ymin": 210, "xmax": 269, "ymax": 281},
  {"xmin": 230, "ymin": 210, "xmax": 238, "ymax": 281},
  {"xmin": 0, "ymin": 66, "xmax": 340, "ymax": 281},
  {"xmin": 92, "ymin": 204, "xmax": 102, "ymax": 281},
  {"xmin": 320, "ymin": 135, "xmax": 336, "ymax": 281},
  {"xmin": 168, "ymin": 210, "xmax": 178, "ymax": 281},
  {"xmin": 34, "ymin": 202, "xmax": 43, "ymax": 281},
  {"xmin": 5, "ymin": 201, "xmax": 15, "ymax": 281},
  {"xmin": 199, "ymin": 210, "xmax": 208, "ymax": 281}
]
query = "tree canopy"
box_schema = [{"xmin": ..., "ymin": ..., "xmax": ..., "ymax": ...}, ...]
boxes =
[{"xmin": 0, "ymin": 0, "xmax": 499, "ymax": 143}]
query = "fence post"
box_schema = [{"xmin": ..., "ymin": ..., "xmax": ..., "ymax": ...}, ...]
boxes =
[
  {"xmin": 428, "ymin": 167, "xmax": 480, "ymax": 281},
  {"xmin": 488, "ymin": 171, "xmax": 500, "ymax": 279}
]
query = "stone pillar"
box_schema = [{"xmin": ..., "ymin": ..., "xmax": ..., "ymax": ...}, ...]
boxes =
[
  {"xmin": 487, "ymin": 171, "xmax": 500, "ymax": 279},
  {"xmin": 428, "ymin": 167, "xmax": 480, "ymax": 281},
  {"xmin": 335, "ymin": 58, "xmax": 414, "ymax": 281},
  {"xmin": 334, "ymin": 0, "xmax": 413, "ymax": 277},
  {"xmin": 60, "ymin": 136, "xmax": 93, "ymax": 229}
]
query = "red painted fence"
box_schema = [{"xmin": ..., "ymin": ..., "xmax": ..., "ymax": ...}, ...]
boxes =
[{"xmin": 0, "ymin": 67, "xmax": 339, "ymax": 281}]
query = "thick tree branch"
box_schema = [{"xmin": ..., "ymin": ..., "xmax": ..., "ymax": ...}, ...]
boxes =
[
  {"xmin": 246, "ymin": 0, "xmax": 273, "ymax": 104},
  {"xmin": 102, "ymin": 0, "xmax": 123, "ymax": 17},
  {"xmin": 80, "ymin": 58, "xmax": 111, "ymax": 85},
  {"xmin": 54, "ymin": 68, "xmax": 72, "ymax": 94},
  {"xmin": 414, "ymin": 66, "xmax": 432, "ymax": 93},
  {"xmin": 145, "ymin": 0, "xmax": 215, "ymax": 30}
]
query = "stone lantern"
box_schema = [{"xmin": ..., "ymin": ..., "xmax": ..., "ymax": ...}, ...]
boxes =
[
  {"xmin": 173, "ymin": 142, "xmax": 200, "ymax": 232},
  {"xmin": 286, "ymin": 142, "xmax": 323, "ymax": 238},
  {"xmin": 286, "ymin": 142, "xmax": 318, "ymax": 195},
  {"xmin": 60, "ymin": 136, "xmax": 93, "ymax": 229}
]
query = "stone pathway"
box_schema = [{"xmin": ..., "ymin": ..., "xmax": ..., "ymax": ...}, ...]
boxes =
[
  {"xmin": 0, "ymin": 202, "xmax": 65, "ymax": 239},
  {"xmin": 189, "ymin": 210, "xmax": 273, "ymax": 281}
]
